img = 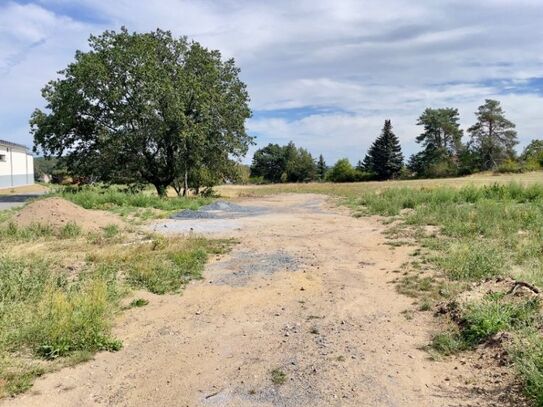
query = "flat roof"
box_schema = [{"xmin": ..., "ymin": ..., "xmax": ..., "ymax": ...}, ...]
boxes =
[{"xmin": 0, "ymin": 139, "xmax": 29, "ymax": 151}]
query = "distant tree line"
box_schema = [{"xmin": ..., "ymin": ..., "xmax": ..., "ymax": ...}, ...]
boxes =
[{"xmin": 250, "ymin": 98, "xmax": 542, "ymax": 183}]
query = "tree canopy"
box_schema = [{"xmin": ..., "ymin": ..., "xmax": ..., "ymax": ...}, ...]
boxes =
[
  {"xmin": 250, "ymin": 142, "xmax": 317, "ymax": 183},
  {"xmin": 468, "ymin": 99, "xmax": 517, "ymax": 170},
  {"xmin": 363, "ymin": 119, "xmax": 403, "ymax": 180},
  {"xmin": 409, "ymin": 108, "xmax": 463, "ymax": 177},
  {"xmin": 31, "ymin": 28, "xmax": 252, "ymax": 196}
]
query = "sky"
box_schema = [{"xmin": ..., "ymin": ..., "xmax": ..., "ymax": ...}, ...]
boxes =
[{"xmin": 1, "ymin": 0, "xmax": 543, "ymax": 164}]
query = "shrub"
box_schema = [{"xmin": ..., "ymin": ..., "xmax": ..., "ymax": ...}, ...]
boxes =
[{"xmin": 326, "ymin": 159, "xmax": 365, "ymax": 183}]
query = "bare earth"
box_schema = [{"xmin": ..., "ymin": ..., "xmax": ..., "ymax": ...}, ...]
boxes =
[{"xmin": 3, "ymin": 194, "xmax": 513, "ymax": 406}]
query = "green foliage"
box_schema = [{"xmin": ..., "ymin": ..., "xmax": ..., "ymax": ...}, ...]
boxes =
[
  {"xmin": 325, "ymin": 158, "xmax": 367, "ymax": 183},
  {"xmin": 317, "ymin": 154, "xmax": 327, "ymax": 180},
  {"xmin": 89, "ymin": 237, "xmax": 231, "ymax": 295},
  {"xmin": 461, "ymin": 295, "xmax": 539, "ymax": 345},
  {"xmin": 60, "ymin": 222, "xmax": 82, "ymax": 239},
  {"xmin": 0, "ymin": 256, "xmax": 122, "ymax": 362},
  {"xmin": 436, "ymin": 240, "xmax": 508, "ymax": 280},
  {"xmin": 129, "ymin": 298, "xmax": 149, "ymax": 308},
  {"xmin": 496, "ymin": 158, "xmax": 523, "ymax": 174},
  {"xmin": 364, "ymin": 119, "xmax": 404, "ymax": 180},
  {"xmin": 57, "ymin": 185, "xmax": 211, "ymax": 218},
  {"xmin": 409, "ymin": 108, "xmax": 464, "ymax": 178},
  {"xmin": 431, "ymin": 331, "xmax": 467, "ymax": 355},
  {"xmin": 31, "ymin": 27, "xmax": 252, "ymax": 196},
  {"xmin": 250, "ymin": 141, "xmax": 317, "ymax": 183},
  {"xmin": 33, "ymin": 157, "xmax": 65, "ymax": 183},
  {"xmin": 512, "ymin": 332, "xmax": 543, "ymax": 406},
  {"xmin": 468, "ymin": 99, "xmax": 518, "ymax": 170},
  {"xmin": 520, "ymin": 140, "xmax": 543, "ymax": 171},
  {"xmin": 126, "ymin": 245, "xmax": 208, "ymax": 294},
  {"xmin": 270, "ymin": 368, "xmax": 287, "ymax": 385}
]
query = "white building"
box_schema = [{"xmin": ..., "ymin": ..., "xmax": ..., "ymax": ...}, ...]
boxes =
[{"xmin": 0, "ymin": 139, "xmax": 34, "ymax": 188}]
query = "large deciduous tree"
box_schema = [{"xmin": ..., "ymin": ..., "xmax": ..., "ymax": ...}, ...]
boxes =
[
  {"xmin": 468, "ymin": 99, "xmax": 517, "ymax": 170},
  {"xmin": 363, "ymin": 119, "xmax": 403, "ymax": 180},
  {"xmin": 31, "ymin": 28, "xmax": 252, "ymax": 196}
]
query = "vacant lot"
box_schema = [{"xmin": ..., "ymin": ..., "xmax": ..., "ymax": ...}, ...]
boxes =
[{"xmin": 1, "ymin": 173, "xmax": 542, "ymax": 406}]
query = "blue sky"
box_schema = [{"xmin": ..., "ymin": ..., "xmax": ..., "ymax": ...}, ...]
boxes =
[{"xmin": 1, "ymin": 0, "xmax": 543, "ymax": 164}]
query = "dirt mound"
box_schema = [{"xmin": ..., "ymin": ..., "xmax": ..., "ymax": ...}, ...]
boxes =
[{"xmin": 13, "ymin": 197, "xmax": 123, "ymax": 232}]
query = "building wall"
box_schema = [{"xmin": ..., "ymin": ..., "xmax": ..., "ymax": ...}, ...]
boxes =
[{"xmin": 0, "ymin": 144, "xmax": 34, "ymax": 188}]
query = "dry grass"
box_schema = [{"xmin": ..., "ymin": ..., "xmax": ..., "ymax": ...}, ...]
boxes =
[
  {"xmin": 0, "ymin": 184, "xmax": 49, "ymax": 195},
  {"xmin": 217, "ymin": 171, "xmax": 543, "ymax": 198}
]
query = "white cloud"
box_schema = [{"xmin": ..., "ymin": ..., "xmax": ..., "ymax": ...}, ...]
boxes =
[{"xmin": 1, "ymin": 0, "xmax": 542, "ymax": 162}]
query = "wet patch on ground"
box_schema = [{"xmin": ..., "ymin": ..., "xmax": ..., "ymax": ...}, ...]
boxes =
[{"xmin": 207, "ymin": 250, "xmax": 301, "ymax": 287}]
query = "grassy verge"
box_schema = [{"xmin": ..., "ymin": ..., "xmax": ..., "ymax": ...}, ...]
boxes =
[
  {"xmin": 52, "ymin": 185, "xmax": 212, "ymax": 220},
  {"xmin": 348, "ymin": 183, "xmax": 543, "ymax": 405},
  {"xmin": 0, "ymin": 210, "xmax": 231, "ymax": 397}
]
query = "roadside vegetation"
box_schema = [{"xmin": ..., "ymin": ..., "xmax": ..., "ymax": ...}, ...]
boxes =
[
  {"xmin": 0, "ymin": 190, "xmax": 231, "ymax": 397},
  {"xmin": 52, "ymin": 185, "xmax": 212, "ymax": 220},
  {"xmin": 345, "ymin": 182, "xmax": 543, "ymax": 405}
]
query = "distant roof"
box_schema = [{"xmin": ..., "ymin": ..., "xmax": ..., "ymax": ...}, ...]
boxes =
[{"xmin": 0, "ymin": 139, "xmax": 29, "ymax": 150}]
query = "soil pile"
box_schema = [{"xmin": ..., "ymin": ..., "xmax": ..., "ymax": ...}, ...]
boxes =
[{"xmin": 12, "ymin": 197, "xmax": 123, "ymax": 232}]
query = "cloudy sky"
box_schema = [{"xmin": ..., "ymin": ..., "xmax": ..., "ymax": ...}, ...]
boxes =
[{"xmin": 1, "ymin": 0, "xmax": 543, "ymax": 163}]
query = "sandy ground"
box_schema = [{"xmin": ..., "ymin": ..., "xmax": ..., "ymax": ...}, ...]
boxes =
[
  {"xmin": 2, "ymin": 194, "xmax": 517, "ymax": 406},
  {"xmin": 0, "ymin": 184, "xmax": 48, "ymax": 210}
]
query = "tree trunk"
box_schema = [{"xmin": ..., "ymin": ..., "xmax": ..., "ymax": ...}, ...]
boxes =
[
  {"xmin": 182, "ymin": 169, "xmax": 188, "ymax": 197},
  {"xmin": 155, "ymin": 183, "xmax": 166, "ymax": 198}
]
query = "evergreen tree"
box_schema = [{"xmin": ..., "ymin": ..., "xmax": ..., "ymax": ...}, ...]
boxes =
[
  {"xmin": 365, "ymin": 120, "xmax": 404, "ymax": 180},
  {"xmin": 412, "ymin": 107, "xmax": 463, "ymax": 177},
  {"xmin": 468, "ymin": 99, "xmax": 518, "ymax": 170},
  {"xmin": 317, "ymin": 154, "xmax": 327, "ymax": 180}
]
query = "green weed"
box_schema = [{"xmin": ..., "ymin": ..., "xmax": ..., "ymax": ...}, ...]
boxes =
[{"xmin": 270, "ymin": 368, "xmax": 287, "ymax": 385}]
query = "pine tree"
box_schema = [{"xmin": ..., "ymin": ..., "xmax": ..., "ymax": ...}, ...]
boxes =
[
  {"xmin": 365, "ymin": 120, "xmax": 404, "ymax": 180},
  {"xmin": 468, "ymin": 99, "xmax": 518, "ymax": 170},
  {"xmin": 317, "ymin": 154, "xmax": 327, "ymax": 180}
]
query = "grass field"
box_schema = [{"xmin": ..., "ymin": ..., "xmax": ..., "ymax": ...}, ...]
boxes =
[{"xmin": 218, "ymin": 171, "xmax": 543, "ymax": 198}]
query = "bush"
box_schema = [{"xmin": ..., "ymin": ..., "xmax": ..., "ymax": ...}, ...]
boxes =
[
  {"xmin": 496, "ymin": 159, "xmax": 523, "ymax": 174},
  {"xmin": 326, "ymin": 159, "xmax": 366, "ymax": 183}
]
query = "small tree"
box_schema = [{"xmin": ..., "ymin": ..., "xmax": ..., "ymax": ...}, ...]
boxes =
[
  {"xmin": 317, "ymin": 154, "xmax": 327, "ymax": 180},
  {"xmin": 468, "ymin": 99, "xmax": 517, "ymax": 170},
  {"xmin": 325, "ymin": 158, "xmax": 360, "ymax": 183},
  {"xmin": 364, "ymin": 120, "xmax": 403, "ymax": 180}
]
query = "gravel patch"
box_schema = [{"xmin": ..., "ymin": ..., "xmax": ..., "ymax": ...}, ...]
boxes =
[
  {"xmin": 171, "ymin": 200, "xmax": 267, "ymax": 220},
  {"xmin": 148, "ymin": 219, "xmax": 242, "ymax": 235},
  {"xmin": 208, "ymin": 250, "xmax": 300, "ymax": 287}
]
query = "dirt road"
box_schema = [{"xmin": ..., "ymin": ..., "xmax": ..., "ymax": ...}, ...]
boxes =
[{"xmin": 3, "ymin": 194, "xmax": 505, "ymax": 406}]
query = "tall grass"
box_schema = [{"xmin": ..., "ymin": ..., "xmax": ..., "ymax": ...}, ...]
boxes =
[
  {"xmin": 350, "ymin": 183, "xmax": 543, "ymax": 404},
  {"xmin": 0, "ymin": 208, "xmax": 232, "ymax": 396},
  {"xmin": 55, "ymin": 185, "xmax": 211, "ymax": 218}
]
